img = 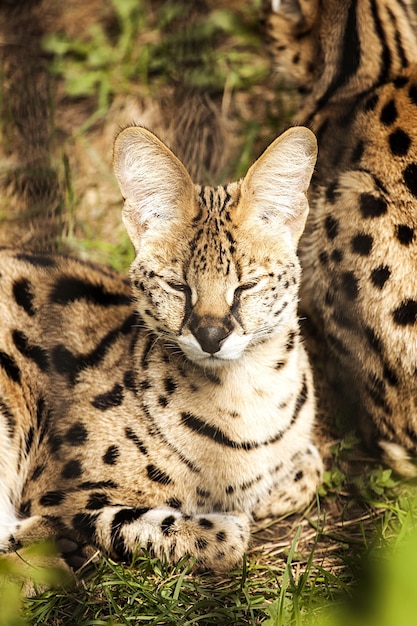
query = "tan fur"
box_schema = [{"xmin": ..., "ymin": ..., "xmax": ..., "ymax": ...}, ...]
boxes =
[
  {"xmin": 263, "ymin": 0, "xmax": 417, "ymax": 474},
  {"xmin": 0, "ymin": 126, "xmax": 321, "ymax": 573}
]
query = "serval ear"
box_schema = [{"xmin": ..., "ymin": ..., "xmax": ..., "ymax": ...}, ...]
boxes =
[
  {"xmin": 113, "ymin": 126, "xmax": 196, "ymax": 250},
  {"xmin": 269, "ymin": 0, "xmax": 304, "ymax": 21},
  {"xmin": 239, "ymin": 126, "xmax": 317, "ymax": 245}
]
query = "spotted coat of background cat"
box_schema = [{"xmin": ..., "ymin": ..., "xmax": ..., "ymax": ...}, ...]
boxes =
[
  {"xmin": 0, "ymin": 125, "xmax": 322, "ymax": 572},
  {"xmin": 263, "ymin": 0, "xmax": 417, "ymax": 474}
]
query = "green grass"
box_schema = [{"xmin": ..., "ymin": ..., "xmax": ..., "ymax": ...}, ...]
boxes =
[
  {"xmin": 2, "ymin": 464, "xmax": 416, "ymax": 625},
  {"xmin": 42, "ymin": 0, "xmax": 269, "ymax": 135}
]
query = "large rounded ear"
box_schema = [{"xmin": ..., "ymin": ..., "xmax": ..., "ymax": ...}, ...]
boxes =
[
  {"xmin": 113, "ymin": 126, "xmax": 196, "ymax": 250},
  {"xmin": 239, "ymin": 126, "xmax": 317, "ymax": 245}
]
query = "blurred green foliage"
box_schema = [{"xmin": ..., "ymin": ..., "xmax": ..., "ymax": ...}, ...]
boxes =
[{"xmin": 42, "ymin": 0, "xmax": 268, "ymax": 129}]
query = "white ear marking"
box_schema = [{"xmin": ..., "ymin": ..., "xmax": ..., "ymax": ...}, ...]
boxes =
[{"xmin": 271, "ymin": 0, "xmax": 282, "ymax": 12}]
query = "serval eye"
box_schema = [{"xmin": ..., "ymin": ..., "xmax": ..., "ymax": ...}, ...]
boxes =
[
  {"xmin": 233, "ymin": 282, "xmax": 259, "ymax": 308},
  {"xmin": 239, "ymin": 282, "xmax": 258, "ymax": 292},
  {"xmin": 167, "ymin": 281, "xmax": 188, "ymax": 293},
  {"xmin": 235, "ymin": 282, "xmax": 259, "ymax": 298}
]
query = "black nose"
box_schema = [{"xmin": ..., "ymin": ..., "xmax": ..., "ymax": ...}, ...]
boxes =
[{"xmin": 193, "ymin": 324, "xmax": 231, "ymax": 354}]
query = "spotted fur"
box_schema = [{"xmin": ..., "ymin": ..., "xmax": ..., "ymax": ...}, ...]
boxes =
[
  {"xmin": 263, "ymin": 0, "xmax": 417, "ymax": 473},
  {"xmin": 0, "ymin": 126, "xmax": 321, "ymax": 572}
]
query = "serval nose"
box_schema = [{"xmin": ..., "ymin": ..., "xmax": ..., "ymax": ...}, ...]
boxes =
[{"xmin": 189, "ymin": 315, "xmax": 233, "ymax": 354}]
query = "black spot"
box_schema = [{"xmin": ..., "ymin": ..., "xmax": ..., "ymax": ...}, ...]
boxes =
[
  {"xmin": 366, "ymin": 374, "xmax": 390, "ymax": 414},
  {"xmin": 25, "ymin": 426, "xmax": 34, "ymax": 457},
  {"xmin": 351, "ymin": 140, "xmax": 364, "ymax": 163},
  {"xmin": 325, "ymin": 290, "xmax": 334, "ymax": 306},
  {"xmin": 181, "ymin": 409, "xmax": 285, "ymax": 450},
  {"xmin": 48, "ymin": 433, "xmax": 63, "ymax": 454},
  {"xmin": 72, "ymin": 512, "xmax": 98, "ymax": 541},
  {"xmin": 36, "ymin": 396, "xmax": 45, "ymax": 430},
  {"xmin": 133, "ymin": 279, "xmax": 146, "ymax": 293},
  {"xmin": 49, "ymin": 276, "xmax": 131, "ymax": 307},
  {"xmin": 123, "ymin": 370, "xmax": 137, "ymax": 392},
  {"xmin": 51, "ymin": 345, "xmax": 78, "ymax": 382},
  {"xmin": 359, "ymin": 193, "xmax": 387, "ymax": 218},
  {"xmin": 112, "ymin": 507, "xmax": 150, "ymax": 526},
  {"xmin": 389, "ymin": 129, "xmax": 411, "ymax": 157},
  {"xmin": 140, "ymin": 380, "xmax": 152, "ymax": 395},
  {"xmin": 31, "ymin": 464, "xmax": 45, "ymax": 481},
  {"xmin": 392, "ymin": 300, "xmax": 417, "ymax": 326},
  {"xmin": 364, "ymin": 93, "xmax": 378, "ymax": 111},
  {"xmin": 383, "ymin": 364, "xmax": 399, "ymax": 387},
  {"xmin": 286, "ymin": 331, "xmax": 296, "ymax": 352},
  {"xmin": 15, "ymin": 253, "xmax": 56, "ymax": 267},
  {"xmin": 146, "ymin": 464, "xmax": 172, "ymax": 485},
  {"xmin": 364, "ymin": 326, "xmax": 383, "ymax": 354},
  {"xmin": 158, "ymin": 395, "xmax": 168, "ymax": 408},
  {"xmin": 205, "ymin": 371, "xmax": 221, "ymax": 385},
  {"xmin": 12, "ymin": 330, "xmax": 48, "ymax": 371},
  {"xmin": 19, "ymin": 500, "xmax": 31, "ymax": 517},
  {"xmin": 380, "ymin": 99, "xmax": 397, "ymax": 125},
  {"xmin": 275, "ymin": 360, "xmax": 286, "ymax": 370},
  {"xmin": 51, "ymin": 313, "xmax": 137, "ymax": 385},
  {"xmin": 319, "ymin": 251, "xmax": 329, "ymax": 266},
  {"xmin": 326, "ymin": 182, "xmax": 340, "ymax": 202},
  {"xmin": 0, "ymin": 399, "xmax": 15, "ymax": 437},
  {"xmin": 396, "ymin": 224, "xmax": 414, "ymax": 245},
  {"xmin": 167, "ymin": 498, "xmax": 182, "ymax": 509},
  {"xmin": 351, "ymin": 233, "xmax": 373, "ymax": 255},
  {"xmin": 61, "ymin": 459, "xmax": 82, "ymax": 479},
  {"xmin": 92, "ymin": 383, "xmax": 124, "ymax": 410},
  {"xmin": 65, "ymin": 422, "xmax": 88, "ymax": 446},
  {"xmin": 226, "ymin": 485, "xmax": 234, "ymax": 495},
  {"xmin": 409, "ymin": 84, "xmax": 417, "ymax": 105},
  {"xmin": 110, "ymin": 507, "xmax": 150, "ymax": 559},
  {"xmin": 125, "ymin": 427, "xmax": 147, "ymax": 455},
  {"xmin": 164, "ymin": 377, "xmax": 177, "ymax": 395},
  {"xmin": 199, "ymin": 518, "xmax": 214, "ymax": 529},
  {"xmin": 294, "ymin": 470, "xmax": 304, "ymax": 482},
  {"xmin": 86, "ymin": 493, "xmax": 110, "ymax": 510},
  {"xmin": 13, "ymin": 279, "xmax": 36, "ymax": 316},
  {"xmin": 406, "ymin": 426, "xmax": 417, "ymax": 446},
  {"xmin": 161, "ymin": 515, "xmax": 176, "ymax": 536},
  {"xmin": 331, "ymin": 249, "xmax": 344, "ymax": 263},
  {"xmin": 38, "ymin": 402, "xmax": 52, "ymax": 446},
  {"xmin": 196, "ymin": 487, "xmax": 210, "ymax": 498},
  {"xmin": 393, "ymin": 76, "xmax": 408, "ymax": 88},
  {"xmin": 291, "ymin": 377, "xmax": 308, "ymax": 425},
  {"xmin": 403, "ymin": 163, "xmax": 417, "ymax": 197},
  {"xmin": 103, "ymin": 445, "xmax": 120, "ymax": 465},
  {"xmin": 341, "ymin": 272, "xmax": 359, "ymax": 300},
  {"xmin": 0, "ymin": 400, "xmax": 16, "ymax": 438},
  {"xmin": 78, "ymin": 480, "xmax": 117, "ymax": 490},
  {"xmin": 371, "ymin": 266, "xmax": 391, "ymax": 289},
  {"xmin": 40, "ymin": 491, "xmax": 66, "ymax": 507},
  {"xmin": 195, "ymin": 537, "xmax": 208, "ymax": 551},
  {"xmin": 0, "ymin": 351, "xmax": 21, "ymax": 384},
  {"xmin": 324, "ymin": 215, "xmax": 339, "ymax": 240},
  {"xmin": 216, "ymin": 531, "xmax": 226, "ymax": 542}
]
